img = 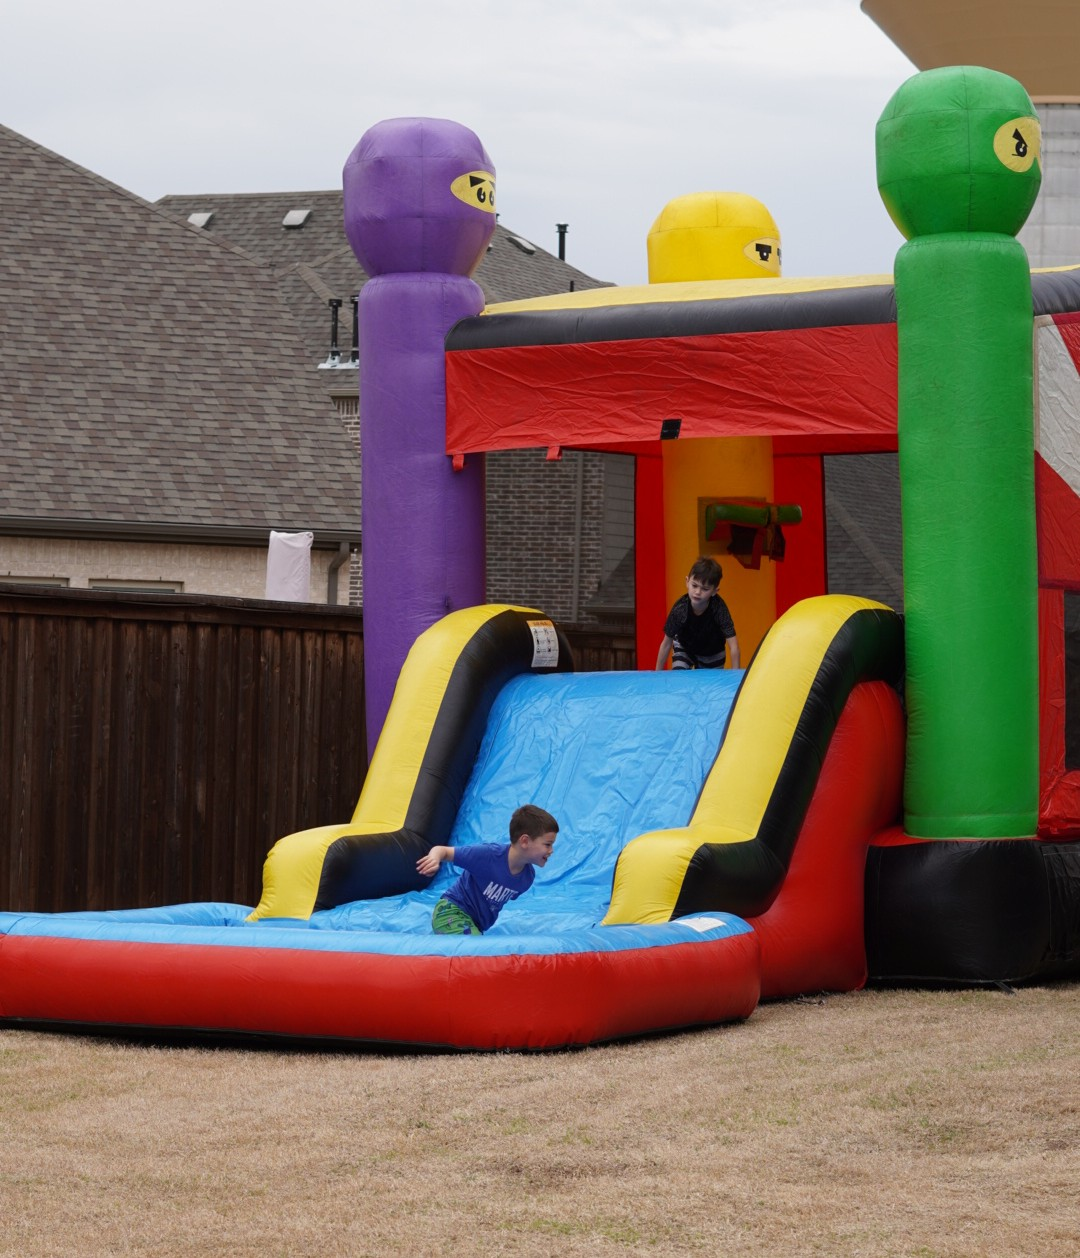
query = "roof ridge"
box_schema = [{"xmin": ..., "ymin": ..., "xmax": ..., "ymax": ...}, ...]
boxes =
[
  {"xmin": 305, "ymin": 242, "xmax": 356, "ymax": 269},
  {"xmin": 294, "ymin": 262, "xmax": 339, "ymax": 302},
  {"xmin": 0, "ymin": 122, "xmax": 268, "ymax": 270},
  {"xmin": 158, "ymin": 189, "xmax": 343, "ymax": 203},
  {"xmin": 142, "ymin": 203, "xmax": 270, "ymax": 269}
]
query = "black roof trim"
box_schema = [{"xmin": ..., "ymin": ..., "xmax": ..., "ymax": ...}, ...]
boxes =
[
  {"xmin": 0, "ymin": 517, "xmax": 360, "ymax": 550},
  {"xmin": 1032, "ymin": 267, "xmax": 1080, "ymax": 317},
  {"xmin": 448, "ymin": 283, "xmax": 898, "ymax": 352},
  {"xmin": 446, "ymin": 266, "xmax": 1080, "ymax": 353}
]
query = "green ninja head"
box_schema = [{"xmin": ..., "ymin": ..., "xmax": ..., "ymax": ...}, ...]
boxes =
[{"xmin": 876, "ymin": 65, "xmax": 1041, "ymax": 240}]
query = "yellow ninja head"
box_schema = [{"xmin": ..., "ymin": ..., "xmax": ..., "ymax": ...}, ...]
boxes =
[{"xmin": 647, "ymin": 192, "xmax": 782, "ymax": 283}]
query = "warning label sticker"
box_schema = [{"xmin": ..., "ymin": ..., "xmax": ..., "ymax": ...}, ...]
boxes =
[{"xmin": 527, "ymin": 620, "xmax": 560, "ymax": 669}]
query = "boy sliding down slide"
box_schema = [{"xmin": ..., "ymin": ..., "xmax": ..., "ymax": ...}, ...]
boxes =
[{"xmin": 417, "ymin": 804, "xmax": 559, "ymax": 935}]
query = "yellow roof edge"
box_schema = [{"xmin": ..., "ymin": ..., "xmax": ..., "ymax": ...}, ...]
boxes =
[
  {"xmin": 483, "ymin": 262, "xmax": 1080, "ymax": 317},
  {"xmin": 484, "ymin": 273, "xmax": 896, "ymax": 315}
]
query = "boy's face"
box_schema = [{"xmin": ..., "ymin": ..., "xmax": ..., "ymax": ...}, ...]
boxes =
[
  {"xmin": 518, "ymin": 830, "xmax": 557, "ymax": 868},
  {"xmin": 686, "ymin": 575, "xmax": 718, "ymax": 611}
]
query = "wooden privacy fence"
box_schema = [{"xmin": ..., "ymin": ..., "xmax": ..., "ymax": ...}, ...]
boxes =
[
  {"xmin": 0, "ymin": 588, "xmax": 635, "ymax": 914},
  {"xmin": 0, "ymin": 588, "xmax": 366, "ymax": 914}
]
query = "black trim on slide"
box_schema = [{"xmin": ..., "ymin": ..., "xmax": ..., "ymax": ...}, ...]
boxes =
[
  {"xmin": 313, "ymin": 610, "xmax": 573, "ymax": 911},
  {"xmin": 672, "ymin": 606, "xmax": 905, "ymax": 919}
]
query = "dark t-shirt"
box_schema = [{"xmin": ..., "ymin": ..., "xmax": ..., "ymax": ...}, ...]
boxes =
[{"xmin": 664, "ymin": 593, "xmax": 736, "ymax": 668}]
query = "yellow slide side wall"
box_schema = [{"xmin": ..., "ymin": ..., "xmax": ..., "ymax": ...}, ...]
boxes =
[
  {"xmin": 604, "ymin": 596, "xmax": 890, "ymax": 924},
  {"xmin": 248, "ymin": 605, "xmax": 538, "ymax": 921}
]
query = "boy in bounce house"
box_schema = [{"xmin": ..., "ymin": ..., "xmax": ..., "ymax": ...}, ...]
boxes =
[
  {"xmin": 655, "ymin": 555, "xmax": 741, "ymax": 672},
  {"xmin": 418, "ymin": 804, "xmax": 559, "ymax": 935}
]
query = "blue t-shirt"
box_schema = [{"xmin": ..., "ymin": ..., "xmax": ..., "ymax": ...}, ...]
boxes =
[{"xmin": 443, "ymin": 842, "xmax": 536, "ymax": 932}]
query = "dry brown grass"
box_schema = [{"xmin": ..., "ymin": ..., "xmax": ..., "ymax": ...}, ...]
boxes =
[{"xmin": 2, "ymin": 983, "xmax": 1079, "ymax": 1258}]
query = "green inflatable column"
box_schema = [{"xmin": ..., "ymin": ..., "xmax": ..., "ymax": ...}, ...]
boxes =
[{"xmin": 876, "ymin": 66, "xmax": 1042, "ymax": 838}]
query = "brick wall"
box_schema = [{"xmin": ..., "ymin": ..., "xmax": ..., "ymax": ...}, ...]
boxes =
[{"xmin": 486, "ymin": 449, "xmax": 603, "ymax": 624}]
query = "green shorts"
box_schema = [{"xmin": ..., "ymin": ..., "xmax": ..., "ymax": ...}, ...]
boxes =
[{"xmin": 431, "ymin": 897, "xmax": 481, "ymax": 935}]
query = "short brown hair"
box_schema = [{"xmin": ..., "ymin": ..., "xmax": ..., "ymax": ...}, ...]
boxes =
[
  {"xmin": 688, "ymin": 555, "xmax": 722, "ymax": 586},
  {"xmin": 510, "ymin": 804, "xmax": 559, "ymax": 842}
]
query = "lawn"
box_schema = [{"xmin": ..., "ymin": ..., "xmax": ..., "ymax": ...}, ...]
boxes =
[{"xmin": 2, "ymin": 984, "xmax": 1078, "ymax": 1257}]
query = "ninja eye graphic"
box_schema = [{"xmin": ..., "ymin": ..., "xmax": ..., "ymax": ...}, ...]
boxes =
[
  {"xmin": 743, "ymin": 236, "xmax": 782, "ymax": 275},
  {"xmin": 450, "ymin": 171, "xmax": 497, "ymax": 213},
  {"xmin": 993, "ymin": 117, "xmax": 1041, "ymax": 173}
]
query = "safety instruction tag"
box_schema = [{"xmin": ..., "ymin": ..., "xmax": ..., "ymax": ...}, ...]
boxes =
[
  {"xmin": 679, "ymin": 916, "xmax": 732, "ymax": 933},
  {"xmin": 527, "ymin": 619, "xmax": 560, "ymax": 668}
]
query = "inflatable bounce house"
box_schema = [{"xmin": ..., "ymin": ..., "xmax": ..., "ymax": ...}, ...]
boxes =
[{"xmin": 3, "ymin": 66, "xmax": 1080, "ymax": 1050}]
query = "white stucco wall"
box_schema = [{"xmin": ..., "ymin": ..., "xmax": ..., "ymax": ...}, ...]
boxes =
[
  {"xmin": 0, "ymin": 536, "xmax": 358, "ymax": 605},
  {"xmin": 1020, "ymin": 104, "xmax": 1080, "ymax": 269}
]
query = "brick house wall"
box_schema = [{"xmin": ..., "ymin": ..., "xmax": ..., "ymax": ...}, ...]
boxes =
[{"xmin": 486, "ymin": 449, "xmax": 634, "ymax": 626}]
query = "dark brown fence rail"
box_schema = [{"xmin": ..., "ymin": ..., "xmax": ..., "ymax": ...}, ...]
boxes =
[
  {"xmin": 0, "ymin": 589, "xmax": 635, "ymax": 914},
  {"xmin": 562, "ymin": 626, "xmax": 637, "ymax": 672},
  {"xmin": 0, "ymin": 587, "xmax": 366, "ymax": 914}
]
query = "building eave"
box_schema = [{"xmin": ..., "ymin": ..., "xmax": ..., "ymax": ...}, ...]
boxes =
[{"xmin": 0, "ymin": 517, "xmax": 361, "ymax": 550}]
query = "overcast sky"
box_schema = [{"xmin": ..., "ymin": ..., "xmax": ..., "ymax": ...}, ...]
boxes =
[{"xmin": 2, "ymin": 0, "xmax": 916, "ymax": 285}]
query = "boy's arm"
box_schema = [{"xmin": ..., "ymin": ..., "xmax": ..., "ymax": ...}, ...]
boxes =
[
  {"xmin": 416, "ymin": 845, "xmax": 454, "ymax": 877},
  {"xmin": 726, "ymin": 635, "xmax": 740, "ymax": 669},
  {"xmin": 655, "ymin": 634, "xmax": 674, "ymax": 670}
]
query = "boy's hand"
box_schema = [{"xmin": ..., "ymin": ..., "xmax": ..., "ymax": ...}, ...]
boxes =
[{"xmin": 416, "ymin": 846, "xmax": 450, "ymax": 877}]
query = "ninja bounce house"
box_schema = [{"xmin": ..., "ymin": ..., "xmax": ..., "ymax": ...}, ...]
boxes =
[{"xmin": 4, "ymin": 66, "xmax": 1080, "ymax": 1050}]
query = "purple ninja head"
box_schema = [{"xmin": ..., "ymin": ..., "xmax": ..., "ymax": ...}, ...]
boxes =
[{"xmin": 343, "ymin": 117, "xmax": 496, "ymax": 277}]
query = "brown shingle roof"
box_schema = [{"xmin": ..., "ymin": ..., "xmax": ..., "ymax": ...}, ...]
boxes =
[
  {"xmin": 0, "ymin": 126, "xmax": 359, "ymax": 543},
  {"xmin": 155, "ymin": 190, "xmax": 612, "ymax": 365}
]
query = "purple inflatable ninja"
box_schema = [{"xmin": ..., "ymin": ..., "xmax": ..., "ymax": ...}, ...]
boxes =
[{"xmin": 343, "ymin": 118, "xmax": 495, "ymax": 748}]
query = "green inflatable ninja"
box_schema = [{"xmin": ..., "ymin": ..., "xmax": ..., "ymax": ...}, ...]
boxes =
[{"xmin": 877, "ymin": 65, "xmax": 1042, "ymax": 839}]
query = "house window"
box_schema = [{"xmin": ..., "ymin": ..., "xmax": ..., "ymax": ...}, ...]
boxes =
[
  {"xmin": 1, "ymin": 576, "xmax": 69, "ymax": 586},
  {"xmin": 89, "ymin": 579, "xmax": 183, "ymax": 594}
]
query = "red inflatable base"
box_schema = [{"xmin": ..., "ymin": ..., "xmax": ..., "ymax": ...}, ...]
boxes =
[{"xmin": 0, "ymin": 929, "xmax": 761, "ymax": 1052}]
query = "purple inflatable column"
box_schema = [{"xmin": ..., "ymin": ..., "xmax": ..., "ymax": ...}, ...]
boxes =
[{"xmin": 343, "ymin": 118, "xmax": 495, "ymax": 750}]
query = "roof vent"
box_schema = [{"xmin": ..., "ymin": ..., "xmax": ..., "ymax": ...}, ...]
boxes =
[
  {"xmin": 506, "ymin": 234, "xmax": 536, "ymax": 255},
  {"xmin": 187, "ymin": 211, "xmax": 214, "ymax": 228},
  {"xmin": 282, "ymin": 208, "xmax": 312, "ymax": 229}
]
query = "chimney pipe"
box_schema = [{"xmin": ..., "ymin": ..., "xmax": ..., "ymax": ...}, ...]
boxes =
[
  {"xmin": 327, "ymin": 298, "xmax": 342, "ymax": 364},
  {"xmin": 350, "ymin": 295, "xmax": 359, "ymax": 363},
  {"xmin": 556, "ymin": 223, "xmax": 568, "ymax": 261}
]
